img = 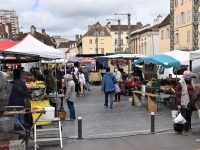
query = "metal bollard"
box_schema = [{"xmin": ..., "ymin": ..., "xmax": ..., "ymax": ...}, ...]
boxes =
[
  {"xmin": 77, "ymin": 117, "xmax": 83, "ymax": 140},
  {"xmin": 150, "ymin": 112, "xmax": 155, "ymax": 134}
]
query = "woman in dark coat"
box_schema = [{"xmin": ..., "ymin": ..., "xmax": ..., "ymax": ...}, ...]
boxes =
[{"xmin": 8, "ymin": 70, "xmax": 31, "ymax": 127}]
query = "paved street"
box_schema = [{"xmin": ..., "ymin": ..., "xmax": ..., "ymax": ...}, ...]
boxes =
[{"xmin": 23, "ymin": 84, "xmax": 200, "ymax": 149}]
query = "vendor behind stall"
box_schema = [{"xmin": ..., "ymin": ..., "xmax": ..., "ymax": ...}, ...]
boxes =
[{"xmin": 8, "ymin": 70, "xmax": 31, "ymax": 127}]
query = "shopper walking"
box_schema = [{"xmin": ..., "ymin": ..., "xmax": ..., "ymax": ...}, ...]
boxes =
[
  {"xmin": 101, "ymin": 67, "xmax": 117, "ymax": 109},
  {"xmin": 113, "ymin": 66, "xmax": 122, "ymax": 102},
  {"xmin": 175, "ymin": 70, "xmax": 194, "ymax": 136},
  {"xmin": 78, "ymin": 69, "xmax": 85, "ymax": 97},
  {"xmin": 64, "ymin": 74, "xmax": 76, "ymax": 121},
  {"xmin": 82, "ymin": 66, "xmax": 90, "ymax": 91}
]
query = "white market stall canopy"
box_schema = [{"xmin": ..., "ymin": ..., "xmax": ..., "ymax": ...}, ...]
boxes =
[
  {"xmin": 41, "ymin": 59, "xmax": 68, "ymax": 64},
  {"xmin": 95, "ymin": 54, "xmax": 145, "ymax": 60},
  {"xmin": 133, "ymin": 50, "xmax": 190, "ymax": 68},
  {"xmin": 190, "ymin": 50, "xmax": 200, "ymax": 60},
  {"xmin": 3, "ymin": 34, "xmax": 65, "ymax": 59}
]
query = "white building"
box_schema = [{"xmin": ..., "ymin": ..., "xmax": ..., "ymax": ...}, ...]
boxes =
[
  {"xmin": 130, "ymin": 15, "xmax": 162, "ymax": 55},
  {"xmin": 0, "ymin": 9, "xmax": 19, "ymax": 35},
  {"xmin": 106, "ymin": 22, "xmax": 143, "ymax": 52}
]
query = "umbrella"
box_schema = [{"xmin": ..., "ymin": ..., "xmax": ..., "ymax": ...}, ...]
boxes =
[{"xmin": 133, "ymin": 50, "xmax": 190, "ymax": 68}]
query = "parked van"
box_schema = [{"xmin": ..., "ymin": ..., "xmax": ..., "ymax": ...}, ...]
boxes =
[{"xmin": 157, "ymin": 65, "xmax": 188, "ymax": 80}]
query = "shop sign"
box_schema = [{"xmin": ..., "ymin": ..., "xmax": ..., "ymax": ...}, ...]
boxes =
[{"xmin": 110, "ymin": 59, "xmax": 128, "ymax": 67}]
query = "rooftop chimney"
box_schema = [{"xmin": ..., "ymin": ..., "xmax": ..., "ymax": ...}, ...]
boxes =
[
  {"xmin": 42, "ymin": 29, "xmax": 46, "ymax": 35},
  {"xmin": 107, "ymin": 21, "xmax": 111, "ymax": 28},
  {"xmin": 30, "ymin": 25, "xmax": 35, "ymax": 35},
  {"xmin": 153, "ymin": 19, "xmax": 158, "ymax": 25},
  {"xmin": 157, "ymin": 14, "xmax": 162, "ymax": 24},
  {"xmin": 76, "ymin": 35, "xmax": 79, "ymax": 42}
]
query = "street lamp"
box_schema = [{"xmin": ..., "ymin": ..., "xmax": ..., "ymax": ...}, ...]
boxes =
[
  {"xmin": 115, "ymin": 13, "xmax": 131, "ymax": 52},
  {"xmin": 107, "ymin": 19, "xmax": 121, "ymax": 52}
]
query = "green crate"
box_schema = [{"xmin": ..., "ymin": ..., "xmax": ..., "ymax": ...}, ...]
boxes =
[{"xmin": 152, "ymin": 82, "xmax": 160, "ymax": 88}]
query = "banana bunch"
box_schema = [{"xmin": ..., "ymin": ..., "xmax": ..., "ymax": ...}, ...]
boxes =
[{"xmin": 35, "ymin": 80, "xmax": 44, "ymax": 84}]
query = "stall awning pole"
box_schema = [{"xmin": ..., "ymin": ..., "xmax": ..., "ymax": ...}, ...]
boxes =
[{"xmin": 64, "ymin": 58, "xmax": 66, "ymax": 75}]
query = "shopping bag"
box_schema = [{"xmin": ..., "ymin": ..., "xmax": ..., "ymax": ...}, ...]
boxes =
[
  {"xmin": 173, "ymin": 113, "xmax": 186, "ymax": 124},
  {"xmin": 115, "ymin": 84, "xmax": 121, "ymax": 94}
]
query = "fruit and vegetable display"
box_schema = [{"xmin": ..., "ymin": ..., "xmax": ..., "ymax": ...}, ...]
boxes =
[
  {"xmin": 26, "ymin": 80, "xmax": 44, "ymax": 88},
  {"xmin": 146, "ymin": 77, "xmax": 177, "ymax": 92}
]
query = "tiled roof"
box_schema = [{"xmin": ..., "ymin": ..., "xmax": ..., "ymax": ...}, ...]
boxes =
[
  {"xmin": 16, "ymin": 31, "xmax": 56, "ymax": 46},
  {"xmin": 84, "ymin": 22, "xmax": 111, "ymax": 37},
  {"xmin": 108, "ymin": 25, "xmax": 138, "ymax": 31},
  {"xmin": 158, "ymin": 14, "xmax": 170, "ymax": 28},
  {"xmin": 57, "ymin": 41, "xmax": 76, "ymax": 48},
  {"xmin": 130, "ymin": 24, "xmax": 160, "ymax": 36},
  {"xmin": 150, "ymin": 24, "xmax": 160, "ymax": 30}
]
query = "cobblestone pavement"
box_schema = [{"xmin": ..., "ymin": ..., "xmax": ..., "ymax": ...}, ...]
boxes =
[{"xmin": 22, "ymin": 85, "xmax": 200, "ymax": 149}]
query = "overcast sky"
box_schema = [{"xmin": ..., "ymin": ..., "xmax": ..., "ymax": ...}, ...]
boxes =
[{"xmin": 1, "ymin": 0, "xmax": 170, "ymax": 41}]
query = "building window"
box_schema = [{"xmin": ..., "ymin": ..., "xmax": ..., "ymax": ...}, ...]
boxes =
[
  {"xmin": 179, "ymin": 14, "xmax": 182, "ymax": 25},
  {"xmin": 89, "ymin": 39, "xmax": 92, "ymax": 44},
  {"xmin": 90, "ymin": 48, "xmax": 93, "ymax": 54},
  {"xmin": 187, "ymin": 30, "xmax": 190, "ymax": 43},
  {"xmin": 175, "ymin": 0, "xmax": 178, "ymax": 7},
  {"xmin": 187, "ymin": 10, "xmax": 190, "ymax": 22},
  {"xmin": 100, "ymin": 31, "xmax": 105, "ymax": 35},
  {"xmin": 115, "ymin": 39, "xmax": 118, "ymax": 45},
  {"xmin": 115, "ymin": 47, "xmax": 118, "ymax": 52},
  {"xmin": 181, "ymin": 0, "xmax": 184, "ymax": 4},
  {"xmin": 161, "ymin": 30, "xmax": 164, "ymax": 40},
  {"xmin": 115, "ymin": 32, "xmax": 118, "ymax": 35},
  {"xmin": 141, "ymin": 43, "xmax": 143, "ymax": 54},
  {"xmin": 101, "ymin": 48, "xmax": 104, "ymax": 54},
  {"xmin": 144, "ymin": 37, "xmax": 146, "ymax": 40},
  {"xmin": 181, "ymin": 12, "xmax": 185, "ymax": 24},
  {"xmin": 176, "ymin": 33, "xmax": 179, "ymax": 44},
  {"xmin": 94, "ymin": 31, "xmax": 99, "ymax": 36},
  {"xmin": 101, "ymin": 39, "xmax": 104, "ymax": 44},
  {"xmin": 176, "ymin": 15, "xmax": 178, "ymax": 26},
  {"xmin": 166, "ymin": 28, "xmax": 170, "ymax": 39},
  {"xmin": 144, "ymin": 42, "xmax": 147, "ymax": 55}
]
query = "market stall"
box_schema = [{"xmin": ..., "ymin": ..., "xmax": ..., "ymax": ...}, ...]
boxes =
[
  {"xmin": 95, "ymin": 53, "xmax": 145, "ymax": 93},
  {"xmin": 0, "ymin": 33, "xmax": 66, "ymax": 149},
  {"xmin": 133, "ymin": 50, "xmax": 190, "ymax": 107}
]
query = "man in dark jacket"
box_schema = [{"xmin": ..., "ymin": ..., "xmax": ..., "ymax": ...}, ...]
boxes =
[
  {"xmin": 8, "ymin": 71, "xmax": 31, "ymax": 127},
  {"xmin": 53, "ymin": 65, "xmax": 63, "ymax": 93},
  {"xmin": 101, "ymin": 67, "xmax": 117, "ymax": 109}
]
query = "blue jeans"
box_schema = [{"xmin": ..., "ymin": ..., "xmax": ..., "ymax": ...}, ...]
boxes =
[
  {"xmin": 67, "ymin": 101, "xmax": 76, "ymax": 119},
  {"xmin": 86, "ymin": 80, "xmax": 90, "ymax": 90},
  {"xmin": 105, "ymin": 91, "xmax": 114, "ymax": 107},
  {"xmin": 14, "ymin": 114, "xmax": 25, "ymax": 126}
]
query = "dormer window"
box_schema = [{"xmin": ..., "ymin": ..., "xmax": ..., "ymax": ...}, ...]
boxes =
[
  {"xmin": 100, "ymin": 31, "xmax": 105, "ymax": 35},
  {"xmin": 94, "ymin": 31, "xmax": 99, "ymax": 36}
]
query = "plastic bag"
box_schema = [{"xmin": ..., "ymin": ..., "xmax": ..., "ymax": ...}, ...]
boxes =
[
  {"xmin": 115, "ymin": 84, "xmax": 121, "ymax": 93},
  {"xmin": 174, "ymin": 113, "xmax": 186, "ymax": 124}
]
